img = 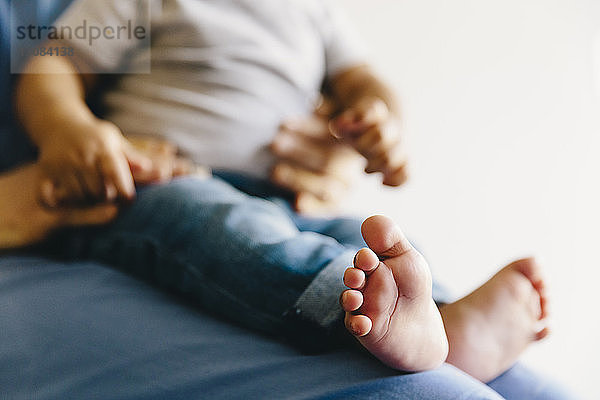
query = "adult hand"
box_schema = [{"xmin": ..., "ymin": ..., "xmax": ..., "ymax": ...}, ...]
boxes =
[
  {"xmin": 41, "ymin": 136, "xmax": 209, "ymax": 207},
  {"xmin": 0, "ymin": 139, "xmax": 206, "ymax": 250},
  {"xmin": 329, "ymin": 97, "xmax": 408, "ymax": 187},
  {"xmin": 0, "ymin": 164, "xmax": 119, "ymax": 250},
  {"xmin": 37, "ymin": 120, "xmax": 152, "ymax": 207},
  {"xmin": 126, "ymin": 137, "xmax": 211, "ymax": 184},
  {"xmin": 270, "ymin": 104, "xmax": 364, "ymax": 214}
]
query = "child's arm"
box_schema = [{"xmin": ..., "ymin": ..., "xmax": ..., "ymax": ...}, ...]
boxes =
[
  {"xmin": 326, "ymin": 65, "xmax": 408, "ymax": 187},
  {"xmin": 15, "ymin": 56, "xmax": 151, "ymax": 206}
]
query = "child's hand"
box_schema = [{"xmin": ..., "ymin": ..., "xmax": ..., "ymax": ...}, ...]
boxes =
[
  {"xmin": 38, "ymin": 120, "xmax": 153, "ymax": 207},
  {"xmin": 329, "ymin": 98, "xmax": 408, "ymax": 187}
]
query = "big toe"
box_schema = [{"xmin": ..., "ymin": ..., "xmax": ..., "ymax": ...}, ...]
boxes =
[
  {"xmin": 508, "ymin": 258, "xmax": 545, "ymax": 288},
  {"xmin": 361, "ymin": 215, "xmax": 430, "ymax": 299},
  {"xmin": 506, "ymin": 258, "xmax": 549, "ymax": 319},
  {"xmin": 361, "ymin": 215, "xmax": 413, "ymax": 258}
]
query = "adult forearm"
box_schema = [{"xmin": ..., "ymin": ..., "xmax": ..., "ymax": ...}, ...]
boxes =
[{"xmin": 15, "ymin": 56, "xmax": 99, "ymax": 148}]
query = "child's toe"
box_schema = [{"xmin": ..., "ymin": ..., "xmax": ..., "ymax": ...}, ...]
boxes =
[
  {"xmin": 344, "ymin": 267, "xmax": 366, "ymax": 289},
  {"xmin": 361, "ymin": 215, "xmax": 412, "ymax": 257},
  {"xmin": 340, "ymin": 289, "xmax": 363, "ymax": 312},
  {"xmin": 354, "ymin": 248, "xmax": 379, "ymax": 273},
  {"xmin": 345, "ymin": 313, "xmax": 372, "ymax": 337},
  {"xmin": 510, "ymin": 258, "xmax": 546, "ymax": 290}
]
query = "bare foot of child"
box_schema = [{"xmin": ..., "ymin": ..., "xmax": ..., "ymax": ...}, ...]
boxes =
[
  {"xmin": 440, "ymin": 258, "xmax": 550, "ymax": 382},
  {"xmin": 340, "ymin": 215, "xmax": 448, "ymax": 372}
]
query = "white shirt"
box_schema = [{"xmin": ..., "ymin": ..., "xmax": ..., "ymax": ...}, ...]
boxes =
[{"xmin": 57, "ymin": 0, "xmax": 365, "ymax": 177}]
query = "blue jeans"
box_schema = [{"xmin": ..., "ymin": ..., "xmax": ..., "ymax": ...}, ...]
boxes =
[
  {"xmin": 48, "ymin": 173, "xmax": 451, "ymax": 341},
  {"xmin": 44, "ymin": 174, "xmax": 577, "ymax": 399},
  {"xmin": 48, "ymin": 175, "xmax": 361, "ymax": 343}
]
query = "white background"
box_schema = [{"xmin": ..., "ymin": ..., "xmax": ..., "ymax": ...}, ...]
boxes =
[{"xmin": 338, "ymin": 1, "xmax": 600, "ymax": 398}]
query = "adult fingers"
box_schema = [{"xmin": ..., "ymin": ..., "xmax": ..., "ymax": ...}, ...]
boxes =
[
  {"xmin": 76, "ymin": 166, "xmax": 105, "ymax": 201},
  {"xmin": 99, "ymin": 152, "xmax": 136, "ymax": 202},
  {"xmin": 172, "ymin": 158, "xmax": 212, "ymax": 178},
  {"xmin": 172, "ymin": 158, "xmax": 194, "ymax": 177},
  {"xmin": 271, "ymin": 129, "xmax": 338, "ymax": 173},
  {"xmin": 54, "ymin": 171, "xmax": 88, "ymax": 205},
  {"xmin": 294, "ymin": 191, "xmax": 338, "ymax": 215},
  {"xmin": 314, "ymin": 96, "xmax": 337, "ymax": 118},
  {"xmin": 132, "ymin": 154, "xmax": 173, "ymax": 184},
  {"xmin": 125, "ymin": 142, "xmax": 210, "ymax": 184},
  {"xmin": 271, "ymin": 162, "xmax": 346, "ymax": 202},
  {"xmin": 38, "ymin": 178, "xmax": 59, "ymax": 208},
  {"xmin": 363, "ymin": 143, "xmax": 409, "ymax": 187},
  {"xmin": 128, "ymin": 136, "xmax": 177, "ymax": 157},
  {"xmin": 279, "ymin": 115, "xmax": 334, "ymax": 142},
  {"xmin": 36, "ymin": 165, "xmax": 83, "ymax": 208},
  {"xmin": 124, "ymin": 144, "xmax": 154, "ymax": 176},
  {"xmin": 126, "ymin": 141, "xmax": 198, "ymax": 184},
  {"xmin": 330, "ymin": 98, "xmax": 389, "ymax": 139},
  {"xmin": 351, "ymin": 98, "xmax": 389, "ymax": 126},
  {"xmin": 352, "ymin": 122, "xmax": 399, "ymax": 160},
  {"xmin": 364, "ymin": 141, "xmax": 408, "ymax": 175},
  {"xmin": 352, "ymin": 127, "xmax": 385, "ymax": 161},
  {"xmin": 382, "ymin": 163, "xmax": 409, "ymax": 187}
]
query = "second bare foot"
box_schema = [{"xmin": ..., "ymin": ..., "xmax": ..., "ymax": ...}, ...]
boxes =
[{"xmin": 440, "ymin": 258, "xmax": 550, "ymax": 382}]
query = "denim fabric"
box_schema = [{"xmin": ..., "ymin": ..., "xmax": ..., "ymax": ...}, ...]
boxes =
[
  {"xmin": 215, "ymin": 170, "xmax": 454, "ymax": 304},
  {"xmin": 3, "ymin": 256, "xmax": 579, "ymax": 400},
  {"xmin": 0, "ymin": 3, "xmax": 580, "ymax": 397},
  {"xmin": 46, "ymin": 172, "xmax": 460, "ymax": 348},
  {"xmin": 487, "ymin": 363, "xmax": 581, "ymax": 400},
  {"xmin": 47, "ymin": 176, "xmax": 358, "ymax": 343},
  {"xmin": 0, "ymin": 126, "xmax": 37, "ymax": 173}
]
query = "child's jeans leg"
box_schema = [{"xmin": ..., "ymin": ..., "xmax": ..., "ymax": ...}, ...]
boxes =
[
  {"xmin": 48, "ymin": 176, "xmax": 355, "ymax": 344},
  {"xmin": 280, "ymin": 207, "xmax": 454, "ymax": 305},
  {"xmin": 214, "ymin": 170, "xmax": 454, "ymax": 305}
]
